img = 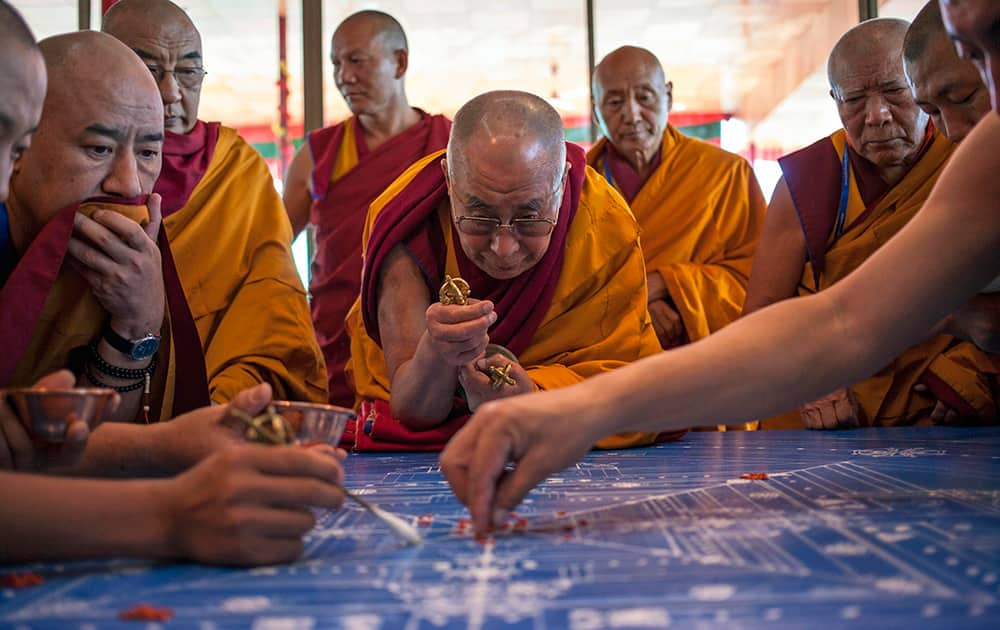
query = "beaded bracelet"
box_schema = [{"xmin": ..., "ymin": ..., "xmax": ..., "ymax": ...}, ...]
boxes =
[
  {"xmin": 84, "ymin": 362, "xmax": 146, "ymax": 393},
  {"xmin": 88, "ymin": 342, "xmax": 157, "ymax": 380}
]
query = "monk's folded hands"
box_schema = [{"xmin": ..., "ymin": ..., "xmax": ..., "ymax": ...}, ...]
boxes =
[{"xmin": 66, "ymin": 201, "xmax": 165, "ymax": 339}]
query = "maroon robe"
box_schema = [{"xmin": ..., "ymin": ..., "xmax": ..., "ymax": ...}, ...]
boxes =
[{"xmin": 307, "ymin": 113, "xmax": 451, "ymax": 407}]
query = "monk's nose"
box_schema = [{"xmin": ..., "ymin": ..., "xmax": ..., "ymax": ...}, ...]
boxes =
[
  {"xmin": 490, "ymin": 228, "xmax": 520, "ymax": 259},
  {"xmin": 624, "ymin": 97, "xmax": 642, "ymax": 123},
  {"xmin": 864, "ymin": 94, "xmax": 892, "ymax": 127},
  {"xmin": 159, "ymin": 72, "xmax": 182, "ymax": 106},
  {"xmin": 336, "ymin": 65, "xmax": 354, "ymax": 86},
  {"xmin": 102, "ymin": 153, "xmax": 143, "ymax": 198}
]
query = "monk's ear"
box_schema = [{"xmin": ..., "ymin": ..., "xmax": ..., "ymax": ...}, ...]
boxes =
[
  {"xmin": 664, "ymin": 81, "xmax": 673, "ymax": 113},
  {"xmin": 394, "ymin": 48, "xmax": 408, "ymax": 79},
  {"xmin": 441, "ymin": 158, "xmax": 451, "ymax": 190},
  {"xmin": 561, "ymin": 161, "xmax": 571, "ymax": 188}
]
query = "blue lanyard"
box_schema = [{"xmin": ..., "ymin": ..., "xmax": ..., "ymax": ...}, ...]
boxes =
[
  {"xmin": 602, "ymin": 145, "xmax": 615, "ymax": 188},
  {"xmin": 833, "ymin": 147, "xmax": 850, "ymax": 241}
]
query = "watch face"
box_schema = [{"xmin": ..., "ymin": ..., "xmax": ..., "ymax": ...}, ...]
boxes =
[{"xmin": 132, "ymin": 336, "xmax": 160, "ymax": 360}]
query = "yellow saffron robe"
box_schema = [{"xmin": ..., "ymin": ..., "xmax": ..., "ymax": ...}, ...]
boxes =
[
  {"xmin": 162, "ymin": 125, "xmax": 328, "ymax": 404},
  {"xmin": 773, "ymin": 128, "xmax": 998, "ymax": 426},
  {"xmin": 345, "ymin": 150, "xmax": 665, "ymax": 449},
  {"xmin": 587, "ymin": 124, "xmax": 766, "ymax": 343},
  {"xmin": 4, "ymin": 199, "xmax": 182, "ymax": 420}
]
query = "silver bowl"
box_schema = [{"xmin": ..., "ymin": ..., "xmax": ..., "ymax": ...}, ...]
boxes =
[
  {"xmin": 5, "ymin": 388, "xmax": 115, "ymax": 442},
  {"xmin": 270, "ymin": 401, "xmax": 355, "ymax": 447}
]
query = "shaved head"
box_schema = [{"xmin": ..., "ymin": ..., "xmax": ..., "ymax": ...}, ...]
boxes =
[
  {"xmin": 828, "ymin": 18, "xmax": 911, "ymax": 91},
  {"xmin": 445, "ymin": 91, "xmax": 569, "ymax": 280},
  {"xmin": 902, "ymin": 0, "xmax": 989, "ymax": 143},
  {"xmin": 0, "ymin": 0, "xmax": 45, "ymax": 202},
  {"xmin": 591, "ymin": 45, "xmax": 672, "ymax": 174},
  {"xmin": 10, "ymin": 31, "xmax": 163, "ymax": 234},
  {"xmin": 593, "ymin": 46, "xmax": 667, "ymax": 97},
  {"xmin": 0, "ymin": 0, "xmax": 36, "ymax": 51},
  {"xmin": 38, "ymin": 30, "xmax": 159, "ymax": 106},
  {"xmin": 448, "ymin": 90, "xmax": 566, "ymax": 185},
  {"xmin": 102, "ymin": 0, "xmax": 203, "ymax": 134},
  {"xmin": 103, "ymin": 0, "xmax": 197, "ymax": 38},
  {"xmin": 903, "ymin": 1, "xmax": 948, "ymax": 64},
  {"xmin": 334, "ymin": 10, "xmax": 408, "ymax": 54},
  {"xmin": 824, "ymin": 17, "xmax": 928, "ymax": 182}
]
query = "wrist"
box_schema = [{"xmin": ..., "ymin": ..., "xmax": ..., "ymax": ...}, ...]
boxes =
[
  {"xmin": 109, "ymin": 317, "xmax": 162, "ymax": 341},
  {"xmin": 145, "ymin": 479, "xmax": 181, "ymax": 560},
  {"xmin": 92, "ymin": 339, "xmax": 154, "ymax": 373}
]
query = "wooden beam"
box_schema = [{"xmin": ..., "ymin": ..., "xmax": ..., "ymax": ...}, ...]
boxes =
[
  {"xmin": 586, "ymin": 0, "xmax": 596, "ymax": 142},
  {"xmin": 858, "ymin": 0, "xmax": 878, "ymax": 22},
  {"xmin": 78, "ymin": 0, "xmax": 91, "ymax": 30},
  {"xmin": 303, "ymin": 0, "xmax": 324, "ymax": 133}
]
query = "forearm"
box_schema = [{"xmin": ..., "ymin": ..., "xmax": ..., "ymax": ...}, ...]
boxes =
[
  {"xmin": 583, "ymin": 291, "xmax": 893, "ymax": 438},
  {"xmin": 389, "ymin": 335, "xmax": 460, "ymax": 428},
  {"xmin": 64, "ymin": 421, "xmax": 178, "ymax": 478},
  {"xmin": 0, "ymin": 473, "xmax": 172, "ymax": 562}
]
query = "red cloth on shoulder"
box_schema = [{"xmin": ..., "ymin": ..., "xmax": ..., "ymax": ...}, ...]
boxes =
[
  {"xmin": 308, "ymin": 113, "xmax": 451, "ymax": 407},
  {"xmin": 343, "ymin": 143, "xmax": 587, "ymax": 451}
]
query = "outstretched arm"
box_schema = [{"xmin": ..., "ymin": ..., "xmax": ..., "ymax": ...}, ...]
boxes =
[{"xmin": 441, "ymin": 114, "xmax": 1000, "ymax": 533}]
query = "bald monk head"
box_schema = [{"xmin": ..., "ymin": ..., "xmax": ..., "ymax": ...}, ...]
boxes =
[
  {"xmin": 10, "ymin": 31, "xmax": 163, "ymax": 243},
  {"xmin": 103, "ymin": 0, "xmax": 204, "ymax": 135},
  {"xmin": 331, "ymin": 10, "xmax": 411, "ymax": 117},
  {"xmin": 592, "ymin": 46, "xmax": 672, "ymax": 175},
  {"xmin": 940, "ymin": 0, "xmax": 1000, "ymax": 112},
  {"xmin": 827, "ymin": 18, "xmax": 928, "ymax": 184},
  {"xmin": 0, "ymin": 1, "xmax": 46, "ymax": 202},
  {"xmin": 442, "ymin": 90, "xmax": 569, "ymax": 281},
  {"xmin": 903, "ymin": 1, "xmax": 989, "ymax": 144}
]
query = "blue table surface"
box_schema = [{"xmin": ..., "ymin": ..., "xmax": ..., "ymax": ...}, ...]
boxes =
[{"xmin": 2, "ymin": 427, "xmax": 999, "ymax": 629}]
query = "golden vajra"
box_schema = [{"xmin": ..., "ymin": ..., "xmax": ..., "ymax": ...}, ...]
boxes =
[
  {"xmin": 439, "ymin": 274, "xmax": 471, "ymax": 306},
  {"xmin": 485, "ymin": 362, "xmax": 516, "ymax": 390},
  {"xmin": 438, "ymin": 275, "xmax": 516, "ymax": 390},
  {"xmin": 231, "ymin": 405, "xmax": 294, "ymax": 445}
]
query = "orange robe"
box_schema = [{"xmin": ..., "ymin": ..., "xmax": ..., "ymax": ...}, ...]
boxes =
[
  {"xmin": 587, "ymin": 124, "xmax": 766, "ymax": 344},
  {"xmin": 306, "ymin": 113, "xmax": 450, "ymax": 407},
  {"xmin": 344, "ymin": 146, "xmax": 671, "ymax": 451},
  {"xmin": 1, "ymin": 197, "xmax": 202, "ymax": 420},
  {"xmin": 157, "ymin": 122, "xmax": 327, "ymax": 404},
  {"xmin": 771, "ymin": 128, "xmax": 998, "ymax": 426}
]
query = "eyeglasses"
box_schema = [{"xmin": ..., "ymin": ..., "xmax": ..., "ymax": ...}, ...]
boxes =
[
  {"xmin": 454, "ymin": 216, "xmax": 557, "ymax": 238},
  {"xmin": 145, "ymin": 65, "xmax": 208, "ymax": 89}
]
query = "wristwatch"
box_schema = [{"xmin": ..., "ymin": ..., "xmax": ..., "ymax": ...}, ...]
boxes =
[{"xmin": 102, "ymin": 324, "xmax": 161, "ymax": 361}]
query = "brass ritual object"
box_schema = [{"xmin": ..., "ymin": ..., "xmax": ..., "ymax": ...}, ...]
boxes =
[
  {"xmin": 230, "ymin": 401, "xmax": 354, "ymax": 447},
  {"xmin": 438, "ymin": 275, "xmax": 518, "ymax": 391},
  {"xmin": 5, "ymin": 388, "xmax": 115, "ymax": 442},
  {"xmin": 231, "ymin": 405, "xmax": 295, "ymax": 445},
  {"xmin": 438, "ymin": 274, "xmax": 471, "ymax": 306}
]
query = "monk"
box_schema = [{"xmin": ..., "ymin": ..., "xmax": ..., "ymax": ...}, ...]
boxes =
[
  {"xmin": 904, "ymin": 0, "xmax": 990, "ymax": 144},
  {"xmin": 343, "ymin": 90, "xmax": 671, "ymax": 451},
  {"xmin": 103, "ymin": 0, "xmax": 327, "ymax": 405},
  {"xmin": 588, "ymin": 46, "xmax": 765, "ymax": 351},
  {"xmin": 904, "ymin": 0, "xmax": 1000, "ymax": 354},
  {"xmin": 0, "ymin": 2, "xmax": 344, "ymax": 567},
  {"xmin": 283, "ymin": 10, "xmax": 450, "ymax": 408},
  {"xmin": 440, "ymin": 0, "xmax": 1000, "ymax": 535},
  {"xmin": 4, "ymin": 30, "xmax": 176, "ymax": 422},
  {"xmin": 742, "ymin": 18, "xmax": 997, "ymax": 430}
]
